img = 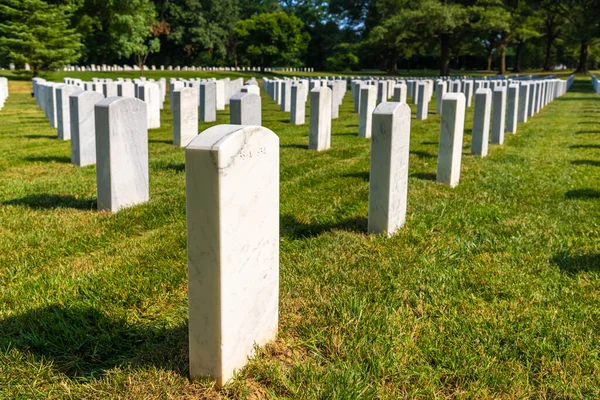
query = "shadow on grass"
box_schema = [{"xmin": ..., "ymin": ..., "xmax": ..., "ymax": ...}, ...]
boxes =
[
  {"xmin": 421, "ymin": 141, "xmax": 438, "ymax": 146},
  {"xmin": 24, "ymin": 134, "xmax": 56, "ymax": 139},
  {"xmin": 281, "ymin": 144, "xmax": 308, "ymax": 150},
  {"xmin": 149, "ymin": 139, "xmax": 172, "ymax": 144},
  {"xmin": 410, "ymin": 172, "xmax": 437, "ymax": 181},
  {"xmin": 410, "ymin": 150, "xmax": 436, "ymax": 159},
  {"xmin": 25, "ymin": 155, "xmax": 71, "ymax": 163},
  {"xmin": 0, "ymin": 304, "xmax": 188, "ymax": 379},
  {"xmin": 3, "ymin": 194, "xmax": 96, "ymax": 210},
  {"xmin": 162, "ymin": 163, "xmax": 185, "ymax": 172},
  {"xmin": 572, "ymin": 160, "xmax": 600, "ymax": 167},
  {"xmin": 569, "ymin": 144, "xmax": 600, "ymax": 149},
  {"xmin": 551, "ymin": 253, "xmax": 600, "ymax": 274},
  {"xmin": 565, "ymin": 189, "xmax": 600, "ymax": 199},
  {"xmin": 281, "ymin": 214, "xmax": 367, "ymax": 238},
  {"xmin": 343, "ymin": 171, "xmax": 369, "ymax": 181},
  {"xmin": 576, "ymin": 131, "xmax": 600, "ymax": 134}
]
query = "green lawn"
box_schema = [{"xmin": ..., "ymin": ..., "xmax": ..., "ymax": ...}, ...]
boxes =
[{"xmin": 0, "ymin": 73, "xmax": 599, "ymax": 399}]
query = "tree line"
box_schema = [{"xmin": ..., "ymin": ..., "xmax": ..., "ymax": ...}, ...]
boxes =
[{"xmin": 1, "ymin": 0, "xmax": 600, "ymax": 75}]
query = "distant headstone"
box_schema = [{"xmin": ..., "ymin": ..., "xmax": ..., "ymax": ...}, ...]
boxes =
[
  {"xmin": 95, "ymin": 97, "xmax": 149, "ymax": 212},
  {"xmin": 56, "ymin": 84, "xmax": 80, "ymax": 140},
  {"xmin": 471, "ymin": 88, "xmax": 492, "ymax": 157},
  {"xmin": 491, "ymin": 86, "xmax": 507, "ymax": 144},
  {"xmin": 393, "ymin": 82, "xmax": 407, "ymax": 103},
  {"xmin": 138, "ymin": 82, "xmax": 161, "ymax": 129},
  {"xmin": 437, "ymin": 93, "xmax": 466, "ymax": 188},
  {"xmin": 368, "ymin": 102, "xmax": 411, "ymax": 236},
  {"xmin": 173, "ymin": 87, "xmax": 199, "ymax": 147},
  {"xmin": 358, "ymin": 85, "xmax": 377, "ymax": 139},
  {"xmin": 435, "ymin": 81, "xmax": 447, "ymax": 114},
  {"xmin": 230, "ymin": 92, "xmax": 261, "ymax": 126},
  {"xmin": 309, "ymin": 87, "xmax": 332, "ymax": 151},
  {"xmin": 518, "ymin": 82, "xmax": 530, "ymax": 123},
  {"xmin": 416, "ymin": 83, "xmax": 429, "ymax": 120},
  {"xmin": 505, "ymin": 84, "xmax": 519, "ymax": 134},
  {"xmin": 290, "ymin": 84, "xmax": 306, "ymax": 125},
  {"xmin": 186, "ymin": 124, "xmax": 279, "ymax": 388},
  {"xmin": 200, "ymin": 82, "xmax": 217, "ymax": 122},
  {"xmin": 70, "ymin": 90, "xmax": 104, "ymax": 166}
]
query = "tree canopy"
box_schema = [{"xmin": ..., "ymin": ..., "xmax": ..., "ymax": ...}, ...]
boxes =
[{"xmin": 2, "ymin": 0, "xmax": 600, "ymax": 74}]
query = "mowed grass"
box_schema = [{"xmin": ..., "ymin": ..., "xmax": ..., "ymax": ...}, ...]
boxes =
[{"xmin": 0, "ymin": 72, "xmax": 599, "ymax": 399}]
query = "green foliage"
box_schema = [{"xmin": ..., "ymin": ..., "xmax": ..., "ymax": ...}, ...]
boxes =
[
  {"xmin": 0, "ymin": 0, "xmax": 81, "ymax": 73},
  {"xmin": 325, "ymin": 43, "xmax": 360, "ymax": 71},
  {"xmin": 74, "ymin": 0, "xmax": 157, "ymax": 65},
  {"xmin": 234, "ymin": 11, "xmax": 309, "ymax": 67}
]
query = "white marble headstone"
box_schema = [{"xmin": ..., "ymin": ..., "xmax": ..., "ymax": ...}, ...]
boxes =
[{"xmin": 186, "ymin": 124, "xmax": 279, "ymax": 388}]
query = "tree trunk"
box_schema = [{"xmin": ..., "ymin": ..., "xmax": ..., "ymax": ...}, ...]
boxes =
[
  {"xmin": 486, "ymin": 50, "xmax": 493, "ymax": 71},
  {"xmin": 388, "ymin": 50, "xmax": 399, "ymax": 74},
  {"xmin": 576, "ymin": 40, "xmax": 589, "ymax": 73},
  {"xmin": 498, "ymin": 43, "xmax": 506, "ymax": 75},
  {"xmin": 513, "ymin": 42, "xmax": 523, "ymax": 73},
  {"xmin": 543, "ymin": 36, "xmax": 554, "ymax": 71},
  {"xmin": 440, "ymin": 33, "xmax": 451, "ymax": 76}
]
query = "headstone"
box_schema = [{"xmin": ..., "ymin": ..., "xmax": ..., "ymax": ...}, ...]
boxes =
[
  {"xmin": 95, "ymin": 97, "xmax": 149, "ymax": 212},
  {"xmin": 290, "ymin": 84, "xmax": 305, "ymax": 125},
  {"xmin": 505, "ymin": 84, "xmax": 519, "ymax": 134},
  {"xmin": 138, "ymin": 82, "xmax": 161, "ymax": 129},
  {"xmin": 70, "ymin": 90, "xmax": 104, "ymax": 166},
  {"xmin": 358, "ymin": 85, "xmax": 377, "ymax": 139},
  {"xmin": 173, "ymin": 87, "xmax": 199, "ymax": 147},
  {"xmin": 230, "ymin": 92, "xmax": 261, "ymax": 126},
  {"xmin": 518, "ymin": 82, "xmax": 529, "ymax": 123},
  {"xmin": 117, "ymin": 81, "xmax": 135, "ymax": 98},
  {"xmin": 56, "ymin": 84, "xmax": 80, "ymax": 140},
  {"xmin": 416, "ymin": 83, "xmax": 428, "ymax": 120},
  {"xmin": 491, "ymin": 86, "xmax": 507, "ymax": 144},
  {"xmin": 200, "ymin": 82, "xmax": 217, "ymax": 122},
  {"xmin": 437, "ymin": 93, "xmax": 466, "ymax": 188},
  {"xmin": 368, "ymin": 102, "xmax": 411, "ymax": 236},
  {"xmin": 393, "ymin": 83, "xmax": 407, "ymax": 103},
  {"xmin": 281, "ymin": 81, "xmax": 292, "ymax": 112},
  {"xmin": 309, "ymin": 87, "xmax": 332, "ymax": 151},
  {"xmin": 377, "ymin": 81, "xmax": 388, "ymax": 104},
  {"xmin": 435, "ymin": 81, "xmax": 447, "ymax": 114},
  {"xmin": 471, "ymin": 88, "xmax": 492, "ymax": 157},
  {"xmin": 186, "ymin": 124, "xmax": 279, "ymax": 388}
]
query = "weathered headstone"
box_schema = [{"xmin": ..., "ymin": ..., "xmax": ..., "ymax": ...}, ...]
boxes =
[
  {"xmin": 437, "ymin": 93, "xmax": 466, "ymax": 188},
  {"xmin": 230, "ymin": 92, "xmax": 261, "ymax": 126},
  {"xmin": 186, "ymin": 124, "xmax": 279, "ymax": 388},
  {"xmin": 309, "ymin": 87, "xmax": 332, "ymax": 151},
  {"xmin": 95, "ymin": 97, "xmax": 149, "ymax": 212},
  {"xmin": 471, "ymin": 88, "xmax": 492, "ymax": 157},
  {"xmin": 368, "ymin": 102, "xmax": 411, "ymax": 236},
  {"xmin": 173, "ymin": 87, "xmax": 199, "ymax": 147},
  {"xmin": 70, "ymin": 90, "xmax": 104, "ymax": 166}
]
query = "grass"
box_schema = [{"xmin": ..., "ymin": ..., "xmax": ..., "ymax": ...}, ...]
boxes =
[{"xmin": 0, "ymin": 71, "xmax": 599, "ymax": 399}]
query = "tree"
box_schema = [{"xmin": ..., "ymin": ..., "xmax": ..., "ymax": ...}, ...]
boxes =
[
  {"xmin": 542, "ymin": 0, "xmax": 600, "ymax": 73},
  {"xmin": 234, "ymin": 12, "xmax": 309, "ymax": 68},
  {"xmin": 74, "ymin": 0, "xmax": 157, "ymax": 66},
  {"xmin": 0, "ymin": 0, "xmax": 81, "ymax": 75}
]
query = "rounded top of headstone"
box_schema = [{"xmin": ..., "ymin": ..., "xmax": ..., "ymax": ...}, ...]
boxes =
[
  {"xmin": 70, "ymin": 89, "xmax": 104, "ymax": 100},
  {"xmin": 95, "ymin": 96, "xmax": 146, "ymax": 110},
  {"xmin": 373, "ymin": 101, "xmax": 411, "ymax": 116},
  {"xmin": 442, "ymin": 92, "xmax": 466, "ymax": 101}
]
